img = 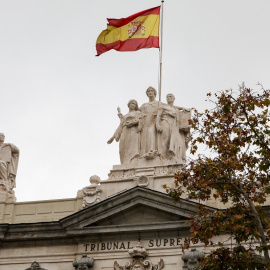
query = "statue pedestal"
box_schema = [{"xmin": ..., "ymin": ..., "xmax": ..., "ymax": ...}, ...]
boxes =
[
  {"xmin": 112, "ymin": 154, "xmax": 183, "ymax": 171},
  {"xmin": 108, "ymin": 159, "xmax": 184, "ymax": 181},
  {"xmin": 77, "ymin": 160, "xmax": 184, "ymax": 208},
  {"xmin": 89, "ymin": 161, "xmax": 185, "ymax": 203},
  {"xmin": 0, "ymin": 190, "xmax": 16, "ymax": 203},
  {"xmin": 0, "ymin": 192, "xmax": 7, "ymax": 202},
  {"xmin": 0, "ymin": 180, "xmax": 16, "ymax": 202}
]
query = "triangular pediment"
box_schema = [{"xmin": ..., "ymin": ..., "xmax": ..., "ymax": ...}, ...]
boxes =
[
  {"xmin": 60, "ymin": 187, "xmax": 217, "ymax": 231},
  {"xmin": 89, "ymin": 203, "xmax": 188, "ymax": 226},
  {"xmin": 0, "ymin": 187, "xmax": 218, "ymax": 243}
]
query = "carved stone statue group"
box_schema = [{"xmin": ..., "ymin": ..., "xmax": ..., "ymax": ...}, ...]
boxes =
[{"xmin": 108, "ymin": 87, "xmax": 191, "ymax": 165}]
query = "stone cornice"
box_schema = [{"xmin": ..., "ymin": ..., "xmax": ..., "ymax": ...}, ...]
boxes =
[{"xmin": 0, "ymin": 187, "xmax": 216, "ymax": 246}]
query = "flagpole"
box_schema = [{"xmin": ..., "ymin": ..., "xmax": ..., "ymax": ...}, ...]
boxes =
[{"xmin": 158, "ymin": 0, "xmax": 164, "ymax": 102}]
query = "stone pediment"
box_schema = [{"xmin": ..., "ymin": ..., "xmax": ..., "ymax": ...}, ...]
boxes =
[
  {"xmin": 0, "ymin": 187, "xmax": 218, "ymax": 245},
  {"xmin": 61, "ymin": 187, "xmax": 216, "ymax": 233},
  {"xmin": 92, "ymin": 203, "xmax": 188, "ymax": 226}
]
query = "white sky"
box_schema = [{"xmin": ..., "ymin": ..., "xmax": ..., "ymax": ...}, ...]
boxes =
[{"xmin": 1, "ymin": 0, "xmax": 270, "ymax": 202}]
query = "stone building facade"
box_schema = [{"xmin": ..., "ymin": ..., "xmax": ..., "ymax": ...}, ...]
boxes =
[
  {"xmin": 2, "ymin": 89, "xmax": 267, "ymax": 269},
  {"xmin": 1, "ymin": 184, "xmax": 213, "ymax": 270}
]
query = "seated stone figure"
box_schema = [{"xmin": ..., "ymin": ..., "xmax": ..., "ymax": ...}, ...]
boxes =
[{"xmin": 0, "ymin": 133, "xmax": 19, "ymax": 201}]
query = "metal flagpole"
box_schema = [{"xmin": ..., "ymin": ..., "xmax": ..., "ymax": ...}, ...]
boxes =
[{"xmin": 158, "ymin": 0, "xmax": 164, "ymax": 102}]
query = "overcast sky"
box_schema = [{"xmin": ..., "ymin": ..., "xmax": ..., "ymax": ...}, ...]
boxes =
[{"xmin": 1, "ymin": 0, "xmax": 270, "ymax": 202}]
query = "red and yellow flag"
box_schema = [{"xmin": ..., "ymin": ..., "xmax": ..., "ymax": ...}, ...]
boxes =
[{"xmin": 96, "ymin": 6, "xmax": 160, "ymax": 56}]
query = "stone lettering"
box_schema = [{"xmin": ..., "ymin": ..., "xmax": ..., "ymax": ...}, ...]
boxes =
[
  {"xmin": 164, "ymin": 239, "xmax": 168, "ymax": 246},
  {"xmin": 101, "ymin": 243, "xmax": 106, "ymax": 250},
  {"xmin": 84, "ymin": 244, "xmax": 89, "ymax": 252},
  {"xmin": 119, "ymin": 242, "xmax": 126, "ymax": 249},
  {"xmin": 107, "ymin": 242, "xmax": 112, "ymax": 250},
  {"xmin": 113, "ymin": 242, "xmax": 119, "ymax": 249},
  {"xmin": 156, "ymin": 239, "xmax": 162, "ymax": 247},
  {"xmin": 81, "ymin": 238, "xmax": 182, "ymax": 252}
]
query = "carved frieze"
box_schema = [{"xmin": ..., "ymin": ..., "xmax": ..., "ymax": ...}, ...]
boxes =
[
  {"xmin": 108, "ymin": 170, "xmax": 124, "ymax": 180},
  {"xmin": 123, "ymin": 169, "xmax": 135, "ymax": 179},
  {"xmin": 114, "ymin": 242, "xmax": 164, "ymax": 270},
  {"xmin": 154, "ymin": 165, "xmax": 183, "ymax": 176},
  {"xmin": 109, "ymin": 164, "xmax": 183, "ymax": 181}
]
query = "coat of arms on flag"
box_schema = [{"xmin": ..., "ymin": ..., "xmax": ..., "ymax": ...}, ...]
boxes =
[{"xmin": 96, "ymin": 6, "xmax": 160, "ymax": 56}]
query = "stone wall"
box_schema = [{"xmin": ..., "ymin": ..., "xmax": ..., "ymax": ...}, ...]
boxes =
[{"xmin": 0, "ymin": 197, "xmax": 83, "ymax": 223}]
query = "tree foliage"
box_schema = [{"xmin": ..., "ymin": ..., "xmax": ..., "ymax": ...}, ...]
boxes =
[{"xmin": 166, "ymin": 85, "xmax": 270, "ymax": 269}]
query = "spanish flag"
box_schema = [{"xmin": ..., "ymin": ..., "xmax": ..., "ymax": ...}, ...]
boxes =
[{"xmin": 96, "ymin": 6, "xmax": 160, "ymax": 56}]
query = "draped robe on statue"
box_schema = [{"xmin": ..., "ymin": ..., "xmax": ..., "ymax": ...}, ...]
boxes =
[
  {"xmin": 113, "ymin": 111, "xmax": 141, "ymax": 165},
  {"xmin": 156, "ymin": 104, "xmax": 189, "ymax": 162},
  {"xmin": 139, "ymin": 101, "xmax": 159, "ymax": 156},
  {"xmin": 0, "ymin": 144, "xmax": 19, "ymax": 190}
]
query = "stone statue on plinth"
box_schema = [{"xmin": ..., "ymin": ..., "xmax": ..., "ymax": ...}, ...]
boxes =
[{"xmin": 0, "ymin": 133, "xmax": 19, "ymax": 202}]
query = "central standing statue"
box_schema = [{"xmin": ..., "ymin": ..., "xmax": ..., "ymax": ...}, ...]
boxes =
[{"xmin": 139, "ymin": 86, "xmax": 159, "ymax": 159}]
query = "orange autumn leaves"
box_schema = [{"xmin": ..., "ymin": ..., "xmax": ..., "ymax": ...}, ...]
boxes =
[{"xmin": 165, "ymin": 85, "xmax": 270, "ymax": 269}]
